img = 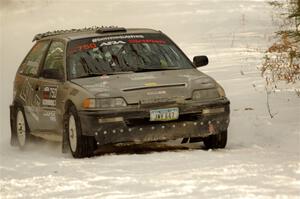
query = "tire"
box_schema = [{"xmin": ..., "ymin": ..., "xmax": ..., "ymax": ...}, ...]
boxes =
[
  {"xmin": 203, "ymin": 130, "xmax": 227, "ymax": 149},
  {"xmin": 13, "ymin": 107, "xmax": 30, "ymax": 149},
  {"xmin": 65, "ymin": 105, "xmax": 96, "ymax": 158}
]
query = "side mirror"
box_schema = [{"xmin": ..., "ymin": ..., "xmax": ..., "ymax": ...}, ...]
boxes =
[
  {"xmin": 193, "ymin": 55, "xmax": 209, "ymax": 67},
  {"xmin": 42, "ymin": 68, "xmax": 63, "ymax": 80}
]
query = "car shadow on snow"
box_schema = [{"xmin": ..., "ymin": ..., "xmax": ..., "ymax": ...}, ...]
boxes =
[
  {"xmin": 93, "ymin": 142, "xmax": 205, "ymax": 156},
  {"xmin": 26, "ymin": 136, "xmax": 207, "ymax": 157}
]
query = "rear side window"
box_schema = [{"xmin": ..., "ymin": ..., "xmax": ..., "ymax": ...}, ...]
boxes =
[
  {"xmin": 42, "ymin": 41, "xmax": 65, "ymax": 79},
  {"xmin": 19, "ymin": 40, "xmax": 50, "ymax": 76}
]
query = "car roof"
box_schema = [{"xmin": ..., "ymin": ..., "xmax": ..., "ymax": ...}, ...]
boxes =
[{"xmin": 34, "ymin": 26, "xmax": 161, "ymax": 42}]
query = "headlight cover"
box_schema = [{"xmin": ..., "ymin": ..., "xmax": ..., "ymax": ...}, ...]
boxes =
[
  {"xmin": 192, "ymin": 89, "xmax": 220, "ymax": 100},
  {"xmin": 83, "ymin": 98, "xmax": 127, "ymax": 108},
  {"xmin": 216, "ymin": 84, "xmax": 226, "ymax": 97}
]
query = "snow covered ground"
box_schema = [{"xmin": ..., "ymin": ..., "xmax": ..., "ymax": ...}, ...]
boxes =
[{"xmin": 0, "ymin": 0, "xmax": 299, "ymax": 198}]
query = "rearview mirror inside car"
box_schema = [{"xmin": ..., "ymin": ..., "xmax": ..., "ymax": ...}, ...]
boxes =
[{"xmin": 193, "ymin": 56, "xmax": 209, "ymax": 67}]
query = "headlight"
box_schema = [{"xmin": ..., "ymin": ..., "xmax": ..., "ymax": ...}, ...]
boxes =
[
  {"xmin": 192, "ymin": 89, "xmax": 220, "ymax": 100},
  {"xmin": 216, "ymin": 84, "xmax": 226, "ymax": 97},
  {"xmin": 82, "ymin": 98, "xmax": 127, "ymax": 108}
]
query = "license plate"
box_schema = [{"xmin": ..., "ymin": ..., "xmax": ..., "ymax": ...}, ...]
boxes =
[{"xmin": 150, "ymin": 108, "xmax": 179, "ymax": 121}]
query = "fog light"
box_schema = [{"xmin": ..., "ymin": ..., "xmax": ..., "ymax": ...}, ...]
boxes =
[
  {"xmin": 98, "ymin": 117, "xmax": 124, "ymax": 123},
  {"xmin": 202, "ymin": 107, "xmax": 225, "ymax": 114}
]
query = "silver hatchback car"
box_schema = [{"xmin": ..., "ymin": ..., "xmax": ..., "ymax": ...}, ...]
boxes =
[{"xmin": 10, "ymin": 26, "xmax": 230, "ymax": 158}]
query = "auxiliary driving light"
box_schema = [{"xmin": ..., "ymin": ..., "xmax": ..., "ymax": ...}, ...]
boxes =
[
  {"xmin": 98, "ymin": 117, "xmax": 124, "ymax": 124},
  {"xmin": 202, "ymin": 107, "xmax": 225, "ymax": 114}
]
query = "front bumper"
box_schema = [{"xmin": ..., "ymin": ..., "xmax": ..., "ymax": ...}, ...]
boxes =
[{"xmin": 78, "ymin": 98, "xmax": 230, "ymax": 146}]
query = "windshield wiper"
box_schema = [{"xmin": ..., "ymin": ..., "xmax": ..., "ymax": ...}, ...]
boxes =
[
  {"xmin": 74, "ymin": 73, "xmax": 103, "ymax": 78},
  {"xmin": 74, "ymin": 71, "xmax": 133, "ymax": 79}
]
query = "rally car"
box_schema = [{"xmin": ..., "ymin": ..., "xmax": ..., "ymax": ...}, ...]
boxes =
[{"xmin": 10, "ymin": 26, "xmax": 230, "ymax": 158}]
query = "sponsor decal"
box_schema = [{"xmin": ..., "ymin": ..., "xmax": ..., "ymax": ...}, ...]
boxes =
[
  {"xmin": 42, "ymin": 99, "xmax": 56, "ymax": 106},
  {"xmin": 100, "ymin": 40, "xmax": 126, "ymax": 47},
  {"xmin": 147, "ymin": 90, "xmax": 166, "ymax": 95},
  {"xmin": 85, "ymin": 81, "xmax": 108, "ymax": 88},
  {"xmin": 20, "ymin": 79, "xmax": 33, "ymax": 102},
  {"xmin": 84, "ymin": 81, "xmax": 110, "ymax": 92},
  {"xmin": 70, "ymin": 89, "xmax": 79, "ymax": 96},
  {"xmin": 92, "ymin": 35, "xmax": 144, "ymax": 43},
  {"xmin": 19, "ymin": 79, "xmax": 41, "ymax": 121},
  {"xmin": 129, "ymin": 75, "xmax": 156, "ymax": 81},
  {"xmin": 68, "ymin": 43, "xmax": 97, "ymax": 54},
  {"xmin": 128, "ymin": 39, "xmax": 166, "ymax": 44},
  {"xmin": 27, "ymin": 106, "xmax": 39, "ymax": 121},
  {"xmin": 43, "ymin": 110, "xmax": 56, "ymax": 122},
  {"xmin": 140, "ymin": 98, "xmax": 174, "ymax": 105},
  {"xmin": 144, "ymin": 82, "xmax": 159, "ymax": 86},
  {"xmin": 33, "ymin": 95, "xmax": 41, "ymax": 107}
]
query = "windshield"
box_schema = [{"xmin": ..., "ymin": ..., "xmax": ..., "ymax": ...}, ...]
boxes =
[{"xmin": 67, "ymin": 33, "xmax": 193, "ymax": 79}]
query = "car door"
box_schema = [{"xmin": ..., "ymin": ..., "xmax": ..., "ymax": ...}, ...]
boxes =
[
  {"xmin": 36, "ymin": 40, "xmax": 66, "ymax": 132},
  {"xmin": 16, "ymin": 40, "xmax": 51, "ymax": 132}
]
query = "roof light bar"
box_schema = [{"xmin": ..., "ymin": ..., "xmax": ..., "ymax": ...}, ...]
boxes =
[
  {"xmin": 95, "ymin": 27, "xmax": 126, "ymax": 34},
  {"xmin": 32, "ymin": 26, "xmax": 126, "ymax": 42}
]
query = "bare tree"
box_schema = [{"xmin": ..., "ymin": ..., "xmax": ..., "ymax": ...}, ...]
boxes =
[
  {"xmin": 261, "ymin": 0, "xmax": 300, "ymax": 87},
  {"xmin": 260, "ymin": 0, "xmax": 299, "ymax": 118}
]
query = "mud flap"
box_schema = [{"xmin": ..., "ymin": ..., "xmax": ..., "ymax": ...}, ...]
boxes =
[
  {"xmin": 189, "ymin": 137, "xmax": 203, "ymax": 143},
  {"xmin": 10, "ymin": 105, "xmax": 18, "ymax": 146},
  {"xmin": 62, "ymin": 132, "xmax": 69, "ymax": 153},
  {"xmin": 62, "ymin": 114, "xmax": 69, "ymax": 153},
  {"xmin": 181, "ymin": 138, "xmax": 189, "ymax": 144}
]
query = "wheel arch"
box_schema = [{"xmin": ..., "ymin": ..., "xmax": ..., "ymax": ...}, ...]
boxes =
[
  {"xmin": 62, "ymin": 99, "xmax": 77, "ymax": 153},
  {"xmin": 64, "ymin": 99, "xmax": 76, "ymax": 113}
]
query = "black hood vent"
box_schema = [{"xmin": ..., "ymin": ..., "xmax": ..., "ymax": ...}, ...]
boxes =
[{"xmin": 122, "ymin": 83, "xmax": 186, "ymax": 92}]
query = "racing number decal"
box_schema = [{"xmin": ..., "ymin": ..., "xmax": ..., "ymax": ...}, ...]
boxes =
[{"xmin": 42, "ymin": 86, "xmax": 58, "ymax": 107}]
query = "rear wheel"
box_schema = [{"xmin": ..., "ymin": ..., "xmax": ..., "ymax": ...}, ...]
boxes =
[
  {"xmin": 14, "ymin": 107, "xmax": 30, "ymax": 149},
  {"xmin": 65, "ymin": 105, "xmax": 96, "ymax": 158},
  {"xmin": 203, "ymin": 130, "xmax": 227, "ymax": 149}
]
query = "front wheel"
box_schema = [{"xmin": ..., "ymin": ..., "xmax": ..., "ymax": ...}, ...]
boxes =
[
  {"xmin": 203, "ymin": 130, "xmax": 227, "ymax": 149},
  {"xmin": 65, "ymin": 106, "xmax": 96, "ymax": 158}
]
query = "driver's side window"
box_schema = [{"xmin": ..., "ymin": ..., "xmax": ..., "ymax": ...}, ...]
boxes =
[{"xmin": 42, "ymin": 41, "xmax": 65, "ymax": 79}]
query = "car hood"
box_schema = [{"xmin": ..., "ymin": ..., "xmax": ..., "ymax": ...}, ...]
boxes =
[{"xmin": 71, "ymin": 69, "xmax": 217, "ymax": 104}]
